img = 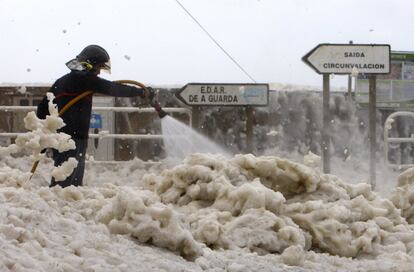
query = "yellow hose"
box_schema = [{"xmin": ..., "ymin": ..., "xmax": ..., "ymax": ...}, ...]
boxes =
[
  {"xmin": 59, "ymin": 91, "xmax": 93, "ymax": 116},
  {"xmin": 29, "ymin": 80, "xmax": 147, "ymax": 179},
  {"xmin": 115, "ymin": 79, "xmax": 147, "ymax": 90},
  {"xmin": 29, "ymin": 160, "xmax": 40, "ymax": 175}
]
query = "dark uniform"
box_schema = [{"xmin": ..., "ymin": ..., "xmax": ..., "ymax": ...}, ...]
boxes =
[{"xmin": 36, "ymin": 45, "xmax": 148, "ymax": 187}]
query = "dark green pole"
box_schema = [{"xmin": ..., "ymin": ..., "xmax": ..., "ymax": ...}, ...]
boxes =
[
  {"xmin": 322, "ymin": 74, "xmax": 331, "ymax": 173},
  {"xmin": 369, "ymin": 75, "xmax": 377, "ymax": 189}
]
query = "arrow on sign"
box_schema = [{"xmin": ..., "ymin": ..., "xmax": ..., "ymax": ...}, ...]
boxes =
[
  {"xmin": 302, "ymin": 43, "xmax": 390, "ymax": 75},
  {"xmin": 175, "ymin": 83, "xmax": 269, "ymax": 106}
]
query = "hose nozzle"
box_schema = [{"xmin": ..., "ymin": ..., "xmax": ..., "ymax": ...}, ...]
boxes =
[{"xmin": 152, "ymin": 101, "xmax": 168, "ymax": 119}]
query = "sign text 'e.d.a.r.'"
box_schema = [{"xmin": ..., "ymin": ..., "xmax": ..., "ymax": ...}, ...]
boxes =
[{"xmin": 175, "ymin": 83, "xmax": 269, "ymax": 106}]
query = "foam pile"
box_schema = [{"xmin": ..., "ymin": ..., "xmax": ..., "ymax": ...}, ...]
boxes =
[
  {"xmin": 2, "ymin": 100, "xmax": 414, "ymax": 270},
  {"xmin": 96, "ymin": 188, "xmax": 203, "ymax": 260},
  {"xmin": 142, "ymin": 153, "xmax": 414, "ymax": 261},
  {"xmin": 391, "ymin": 168, "xmax": 414, "ymax": 224}
]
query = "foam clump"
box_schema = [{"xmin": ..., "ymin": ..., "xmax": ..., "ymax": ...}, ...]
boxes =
[
  {"xmin": 96, "ymin": 188, "xmax": 203, "ymax": 260},
  {"xmin": 14, "ymin": 93, "xmax": 75, "ymax": 159},
  {"xmin": 51, "ymin": 157, "xmax": 78, "ymax": 182},
  {"xmin": 15, "ymin": 111, "xmax": 74, "ymax": 156},
  {"xmin": 390, "ymin": 167, "xmax": 414, "ymax": 224},
  {"xmin": 0, "ymin": 166, "xmax": 31, "ymax": 188},
  {"xmin": 233, "ymin": 154, "xmax": 321, "ymax": 197},
  {"xmin": 303, "ymin": 151, "xmax": 321, "ymax": 169},
  {"xmin": 281, "ymin": 245, "xmax": 305, "ymax": 266},
  {"xmin": 143, "ymin": 154, "xmax": 309, "ymax": 255},
  {"xmin": 0, "ymin": 92, "xmax": 76, "ymax": 186},
  {"xmin": 143, "ymin": 153, "xmax": 414, "ymax": 259}
]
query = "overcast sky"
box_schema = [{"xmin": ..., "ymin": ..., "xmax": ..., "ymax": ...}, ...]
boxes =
[{"xmin": 1, "ymin": 0, "xmax": 413, "ymax": 88}]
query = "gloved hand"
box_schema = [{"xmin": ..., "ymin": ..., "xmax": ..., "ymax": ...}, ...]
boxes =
[{"xmin": 142, "ymin": 86, "xmax": 156, "ymax": 102}]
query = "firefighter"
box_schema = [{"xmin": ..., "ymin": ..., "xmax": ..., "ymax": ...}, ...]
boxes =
[{"xmin": 36, "ymin": 44, "xmax": 154, "ymax": 187}]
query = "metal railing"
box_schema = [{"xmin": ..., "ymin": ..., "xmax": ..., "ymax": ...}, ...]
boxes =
[
  {"xmin": 384, "ymin": 111, "xmax": 414, "ymax": 169},
  {"xmin": 0, "ymin": 106, "xmax": 192, "ymax": 140}
]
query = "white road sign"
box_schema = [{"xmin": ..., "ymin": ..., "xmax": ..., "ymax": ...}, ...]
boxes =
[
  {"xmin": 176, "ymin": 83, "xmax": 269, "ymax": 106},
  {"xmin": 302, "ymin": 44, "xmax": 390, "ymax": 74}
]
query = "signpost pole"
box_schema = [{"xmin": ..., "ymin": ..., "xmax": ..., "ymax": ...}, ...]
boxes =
[
  {"xmin": 369, "ymin": 75, "xmax": 377, "ymax": 189},
  {"xmin": 347, "ymin": 75, "xmax": 352, "ymax": 101},
  {"xmin": 322, "ymin": 74, "xmax": 331, "ymax": 173},
  {"xmin": 347, "ymin": 40, "xmax": 354, "ymax": 102},
  {"xmin": 192, "ymin": 106, "xmax": 200, "ymax": 131},
  {"xmin": 246, "ymin": 106, "xmax": 253, "ymax": 153}
]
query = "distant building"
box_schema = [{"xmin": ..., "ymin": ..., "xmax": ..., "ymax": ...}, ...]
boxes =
[{"xmin": 355, "ymin": 51, "xmax": 414, "ymax": 109}]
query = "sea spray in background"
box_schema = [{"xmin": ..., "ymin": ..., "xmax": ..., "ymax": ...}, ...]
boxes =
[{"xmin": 160, "ymin": 115, "xmax": 231, "ymax": 163}]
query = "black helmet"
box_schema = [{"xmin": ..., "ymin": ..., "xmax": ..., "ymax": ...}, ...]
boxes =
[
  {"xmin": 77, "ymin": 45, "xmax": 109, "ymax": 65},
  {"xmin": 66, "ymin": 44, "xmax": 111, "ymax": 73}
]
